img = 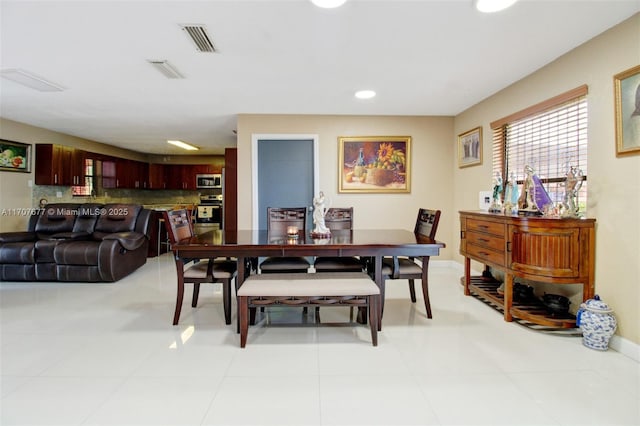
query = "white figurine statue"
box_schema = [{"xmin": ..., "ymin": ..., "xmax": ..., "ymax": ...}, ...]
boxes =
[
  {"xmin": 312, "ymin": 191, "xmax": 331, "ymax": 236},
  {"xmin": 561, "ymin": 165, "xmax": 583, "ymax": 217},
  {"xmin": 488, "ymin": 172, "xmax": 503, "ymax": 213},
  {"xmin": 503, "ymin": 171, "xmax": 519, "ymax": 215}
]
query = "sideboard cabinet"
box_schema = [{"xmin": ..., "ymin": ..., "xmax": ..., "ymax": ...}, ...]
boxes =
[{"xmin": 459, "ymin": 211, "xmax": 595, "ymax": 328}]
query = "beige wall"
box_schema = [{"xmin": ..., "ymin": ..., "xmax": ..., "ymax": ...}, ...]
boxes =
[
  {"xmin": 453, "ymin": 14, "xmax": 640, "ymax": 344},
  {"xmin": 236, "ymin": 114, "xmax": 454, "ymax": 260}
]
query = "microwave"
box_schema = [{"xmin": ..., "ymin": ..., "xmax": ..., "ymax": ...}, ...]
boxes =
[{"xmin": 195, "ymin": 174, "xmax": 222, "ymax": 189}]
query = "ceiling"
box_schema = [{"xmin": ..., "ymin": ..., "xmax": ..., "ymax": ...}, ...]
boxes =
[{"xmin": 1, "ymin": 1, "xmax": 639, "ymax": 156}]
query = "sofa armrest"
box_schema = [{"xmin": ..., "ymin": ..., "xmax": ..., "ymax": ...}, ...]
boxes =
[
  {"xmin": 102, "ymin": 232, "xmax": 146, "ymax": 251},
  {"xmin": 0, "ymin": 231, "xmax": 37, "ymax": 243},
  {"xmin": 48, "ymin": 232, "xmax": 91, "ymax": 241}
]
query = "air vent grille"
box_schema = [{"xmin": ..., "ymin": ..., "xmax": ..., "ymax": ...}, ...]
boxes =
[
  {"xmin": 181, "ymin": 24, "xmax": 216, "ymax": 53},
  {"xmin": 147, "ymin": 60, "xmax": 184, "ymax": 79}
]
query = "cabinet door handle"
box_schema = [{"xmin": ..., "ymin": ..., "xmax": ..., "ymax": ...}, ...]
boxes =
[
  {"xmin": 460, "ymin": 230, "xmax": 465, "ymax": 239},
  {"xmin": 506, "ymin": 242, "xmax": 512, "ymax": 252},
  {"xmin": 479, "ymin": 251, "xmax": 490, "ymax": 256},
  {"xmin": 478, "ymin": 238, "xmax": 490, "ymax": 243}
]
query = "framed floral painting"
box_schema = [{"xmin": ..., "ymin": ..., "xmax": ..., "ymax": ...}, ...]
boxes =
[
  {"xmin": 338, "ymin": 136, "xmax": 411, "ymax": 193},
  {"xmin": 0, "ymin": 139, "xmax": 31, "ymax": 173}
]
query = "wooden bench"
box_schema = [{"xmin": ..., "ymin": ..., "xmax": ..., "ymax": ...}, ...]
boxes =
[{"xmin": 237, "ymin": 272, "xmax": 380, "ymax": 347}]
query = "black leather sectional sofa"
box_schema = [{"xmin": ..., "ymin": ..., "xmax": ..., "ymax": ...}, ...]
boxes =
[{"xmin": 0, "ymin": 203, "xmax": 151, "ymax": 282}]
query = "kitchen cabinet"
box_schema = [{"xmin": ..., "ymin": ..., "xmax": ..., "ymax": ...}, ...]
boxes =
[
  {"xmin": 148, "ymin": 164, "xmax": 166, "ymax": 189},
  {"xmin": 35, "ymin": 144, "xmax": 73, "ymax": 186},
  {"xmin": 111, "ymin": 159, "xmax": 148, "ymax": 189},
  {"xmin": 70, "ymin": 149, "xmax": 87, "ymax": 186},
  {"xmin": 459, "ymin": 210, "xmax": 595, "ymax": 328}
]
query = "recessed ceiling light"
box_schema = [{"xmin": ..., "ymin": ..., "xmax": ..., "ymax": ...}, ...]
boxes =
[
  {"xmin": 474, "ymin": 0, "xmax": 518, "ymax": 13},
  {"xmin": 310, "ymin": 0, "xmax": 348, "ymax": 9},
  {"xmin": 0, "ymin": 68, "xmax": 65, "ymax": 92},
  {"xmin": 167, "ymin": 140, "xmax": 199, "ymax": 150},
  {"xmin": 355, "ymin": 90, "xmax": 376, "ymax": 99}
]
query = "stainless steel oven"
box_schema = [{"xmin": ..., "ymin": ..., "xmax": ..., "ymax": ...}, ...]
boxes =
[{"xmin": 196, "ymin": 194, "xmax": 223, "ymax": 228}]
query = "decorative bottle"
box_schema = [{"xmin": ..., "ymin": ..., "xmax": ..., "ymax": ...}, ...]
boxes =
[{"xmin": 354, "ymin": 148, "xmax": 365, "ymax": 177}]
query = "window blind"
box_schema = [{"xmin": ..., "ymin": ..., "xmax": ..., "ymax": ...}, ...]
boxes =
[{"xmin": 491, "ymin": 85, "xmax": 588, "ymax": 211}]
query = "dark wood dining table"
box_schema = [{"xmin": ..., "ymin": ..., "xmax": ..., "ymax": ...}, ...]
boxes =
[{"xmin": 172, "ymin": 228, "xmax": 445, "ymax": 328}]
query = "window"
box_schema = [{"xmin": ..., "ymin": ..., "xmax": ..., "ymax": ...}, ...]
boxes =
[
  {"xmin": 72, "ymin": 158, "xmax": 95, "ymax": 196},
  {"xmin": 491, "ymin": 85, "xmax": 588, "ymax": 213}
]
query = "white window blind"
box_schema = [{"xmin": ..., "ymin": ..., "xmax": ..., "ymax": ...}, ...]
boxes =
[{"xmin": 491, "ymin": 85, "xmax": 588, "ymax": 211}]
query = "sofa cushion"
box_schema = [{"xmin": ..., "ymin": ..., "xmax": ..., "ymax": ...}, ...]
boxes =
[
  {"xmin": 35, "ymin": 204, "xmax": 79, "ymax": 236},
  {"xmin": 35, "ymin": 239, "xmax": 62, "ymax": 263},
  {"xmin": 35, "ymin": 263, "xmax": 57, "ymax": 281},
  {"xmin": 0, "ymin": 243, "xmax": 35, "ymax": 264},
  {"xmin": 93, "ymin": 204, "xmax": 142, "ymax": 239},
  {"xmin": 72, "ymin": 203, "xmax": 103, "ymax": 234},
  {"xmin": 0, "ymin": 264, "xmax": 36, "ymax": 281},
  {"xmin": 56, "ymin": 265, "xmax": 102, "ymax": 282},
  {"xmin": 53, "ymin": 240, "xmax": 100, "ymax": 265},
  {"xmin": 0, "ymin": 232, "xmax": 36, "ymax": 244}
]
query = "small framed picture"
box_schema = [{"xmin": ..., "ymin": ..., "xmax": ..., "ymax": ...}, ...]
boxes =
[
  {"xmin": 458, "ymin": 127, "xmax": 482, "ymax": 168},
  {"xmin": 614, "ymin": 64, "xmax": 640, "ymax": 156},
  {"xmin": 0, "ymin": 139, "xmax": 31, "ymax": 173}
]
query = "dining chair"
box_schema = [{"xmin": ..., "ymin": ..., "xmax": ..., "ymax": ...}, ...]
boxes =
[
  {"xmin": 163, "ymin": 209, "xmax": 237, "ymax": 325},
  {"xmin": 313, "ymin": 207, "xmax": 364, "ymax": 272},
  {"xmin": 259, "ymin": 207, "xmax": 311, "ymax": 273},
  {"xmin": 381, "ymin": 208, "xmax": 441, "ymax": 318}
]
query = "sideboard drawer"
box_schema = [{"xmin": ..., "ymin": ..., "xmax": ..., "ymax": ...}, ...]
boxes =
[
  {"xmin": 466, "ymin": 230, "xmax": 505, "ymax": 252},
  {"xmin": 466, "ymin": 219, "xmax": 505, "ymax": 237},
  {"xmin": 465, "ymin": 242, "xmax": 506, "ymax": 266}
]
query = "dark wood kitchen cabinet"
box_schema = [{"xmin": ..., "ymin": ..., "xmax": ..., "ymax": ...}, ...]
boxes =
[
  {"xmin": 148, "ymin": 164, "xmax": 166, "ymax": 189},
  {"xmin": 35, "ymin": 144, "xmax": 73, "ymax": 186}
]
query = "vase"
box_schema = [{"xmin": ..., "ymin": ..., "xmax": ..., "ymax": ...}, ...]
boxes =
[{"xmin": 576, "ymin": 295, "xmax": 617, "ymax": 351}]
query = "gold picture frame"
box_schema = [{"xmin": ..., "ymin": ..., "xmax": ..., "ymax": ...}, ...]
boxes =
[
  {"xmin": 0, "ymin": 139, "xmax": 31, "ymax": 173},
  {"xmin": 338, "ymin": 136, "xmax": 411, "ymax": 193},
  {"xmin": 614, "ymin": 64, "xmax": 640, "ymax": 156},
  {"xmin": 457, "ymin": 127, "xmax": 482, "ymax": 168}
]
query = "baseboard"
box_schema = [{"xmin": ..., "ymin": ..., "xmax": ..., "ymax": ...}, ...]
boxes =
[
  {"xmin": 445, "ymin": 260, "xmax": 639, "ymax": 362},
  {"xmin": 609, "ymin": 335, "xmax": 640, "ymax": 362}
]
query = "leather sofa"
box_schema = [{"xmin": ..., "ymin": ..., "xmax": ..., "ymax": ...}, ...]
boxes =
[{"xmin": 0, "ymin": 203, "xmax": 151, "ymax": 282}]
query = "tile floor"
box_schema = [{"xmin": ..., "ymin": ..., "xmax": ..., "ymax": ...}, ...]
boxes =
[{"xmin": 1, "ymin": 255, "xmax": 639, "ymax": 425}]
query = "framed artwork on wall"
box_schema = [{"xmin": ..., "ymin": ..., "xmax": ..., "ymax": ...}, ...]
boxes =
[
  {"xmin": 614, "ymin": 64, "xmax": 640, "ymax": 156},
  {"xmin": 457, "ymin": 127, "xmax": 482, "ymax": 168},
  {"xmin": 0, "ymin": 139, "xmax": 31, "ymax": 173},
  {"xmin": 338, "ymin": 136, "xmax": 411, "ymax": 193}
]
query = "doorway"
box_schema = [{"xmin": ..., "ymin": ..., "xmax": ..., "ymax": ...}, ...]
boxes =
[{"xmin": 251, "ymin": 134, "xmax": 319, "ymax": 230}]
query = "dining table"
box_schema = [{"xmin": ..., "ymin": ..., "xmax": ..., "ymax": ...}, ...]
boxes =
[{"xmin": 172, "ymin": 228, "xmax": 445, "ymax": 328}]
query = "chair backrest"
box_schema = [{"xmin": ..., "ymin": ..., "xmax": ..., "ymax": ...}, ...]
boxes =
[
  {"xmin": 163, "ymin": 209, "xmax": 194, "ymax": 245},
  {"xmin": 267, "ymin": 207, "xmax": 307, "ymax": 234},
  {"xmin": 414, "ymin": 209, "xmax": 441, "ymax": 239},
  {"xmin": 324, "ymin": 207, "xmax": 354, "ymax": 231}
]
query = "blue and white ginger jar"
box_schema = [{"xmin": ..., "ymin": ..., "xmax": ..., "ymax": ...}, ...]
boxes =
[{"xmin": 576, "ymin": 295, "xmax": 617, "ymax": 351}]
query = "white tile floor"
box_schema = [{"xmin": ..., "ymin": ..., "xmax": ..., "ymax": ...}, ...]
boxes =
[{"xmin": 1, "ymin": 255, "xmax": 639, "ymax": 426}]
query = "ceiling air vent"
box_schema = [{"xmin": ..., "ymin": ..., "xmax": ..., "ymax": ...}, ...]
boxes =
[
  {"xmin": 180, "ymin": 24, "xmax": 216, "ymax": 53},
  {"xmin": 147, "ymin": 60, "xmax": 184, "ymax": 79}
]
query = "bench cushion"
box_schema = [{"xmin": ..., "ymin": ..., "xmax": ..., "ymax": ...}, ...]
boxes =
[{"xmin": 238, "ymin": 272, "xmax": 379, "ymax": 297}]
